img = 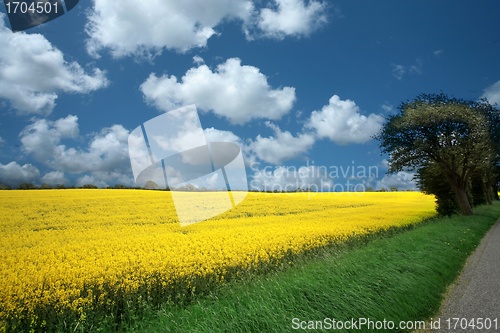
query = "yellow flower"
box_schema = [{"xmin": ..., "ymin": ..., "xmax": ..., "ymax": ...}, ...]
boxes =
[{"xmin": 0, "ymin": 190, "xmax": 435, "ymax": 330}]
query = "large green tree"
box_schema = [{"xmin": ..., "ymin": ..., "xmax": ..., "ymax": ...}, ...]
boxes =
[
  {"xmin": 475, "ymin": 98, "xmax": 500, "ymax": 201},
  {"xmin": 376, "ymin": 93, "xmax": 497, "ymax": 215}
]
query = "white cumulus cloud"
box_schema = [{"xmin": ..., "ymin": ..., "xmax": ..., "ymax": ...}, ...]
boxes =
[
  {"xmin": 85, "ymin": 0, "xmax": 254, "ymax": 58},
  {"xmin": 203, "ymin": 127, "xmax": 242, "ymax": 144},
  {"xmin": 0, "ymin": 162, "xmax": 40, "ymax": 187},
  {"xmin": 257, "ymin": 0, "xmax": 328, "ymax": 39},
  {"xmin": 140, "ymin": 58, "xmax": 296, "ymax": 124},
  {"xmin": 376, "ymin": 171, "xmax": 417, "ymax": 191},
  {"xmin": 0, "ymin": 15, "xmax": 109, "ymax": 115},
  {"xmin": 306, "ymin": 95, "xmax": 384, "ymax": 145},
  {"xmin": 20, "ymin": 115, "xmax": 80, "ymax": 162},
  {"xmin": 85, "ymin": 0, "xmax": 330, "ymax": 58},
  {"xmin": 76, "ymin": 171, "xmax": 134, "ymax": 188},
  {"xmin": 41, "ymin": 171, "xmax": 68, "ymax": 185},
  {"xmin": 249, "ymin": 122, "xmax": 314, "ymax": 164},
  {"xmin": 20, "ymin": 116, "xmax": 131, "ymax": 182},
  {"xmin": 481, "ymin": 80, "xmax": 500, "ymax": 106}
]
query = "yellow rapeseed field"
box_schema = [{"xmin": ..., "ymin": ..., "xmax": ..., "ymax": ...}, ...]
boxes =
[{"xmin": 0, "ymin": 190, "xmax": 436, "ymax": 331}]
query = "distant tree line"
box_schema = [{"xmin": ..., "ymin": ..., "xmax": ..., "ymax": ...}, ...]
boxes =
[
  {"xmin": 0, "ymin": 183, "xmax": 417, "ymax": 193},
  {"xmin": 0, "ymin": 183, "xmax": 146, "ymax": 190}
]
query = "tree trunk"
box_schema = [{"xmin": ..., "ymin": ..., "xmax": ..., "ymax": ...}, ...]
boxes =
[
  {"xmin": 447, "ymin": 178, "xmax": 473, "ymax": 215},
  {"xmin": 484, "ymin": 181, "xmax": 493, "ymax": 205},
  {"xmin": 454, "ymin": 186, "xmax": 473, "ymax": 215},
  {"xmin": 444, "ymin": 171, "xmax": 474, "ymax": 215}
]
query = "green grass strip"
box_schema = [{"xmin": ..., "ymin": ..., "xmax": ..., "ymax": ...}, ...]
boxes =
[{"xmin": 111, "ymin": 203, "xmax": 499, "ymax": 333}]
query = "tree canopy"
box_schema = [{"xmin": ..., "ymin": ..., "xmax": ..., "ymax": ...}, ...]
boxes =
[{"xmin": 376, "ymin": 93, "xmax": 499, "ymax": 215}]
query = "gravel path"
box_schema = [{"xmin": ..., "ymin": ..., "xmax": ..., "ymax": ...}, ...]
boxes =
[{"xmin": 425, "ymin": 219, "xmax": 500, "ymax": 332}]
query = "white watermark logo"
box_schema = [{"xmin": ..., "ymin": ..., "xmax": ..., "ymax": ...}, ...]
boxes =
[
  {"xmin": 128, "ymin": 105, "xmax": 248, "ymax": 226},
  {"xmin": 249, "ymin": 161, "xmax": 380, "ymax": 194}
]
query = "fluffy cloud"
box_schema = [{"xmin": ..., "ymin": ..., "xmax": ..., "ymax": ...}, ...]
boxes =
[
  {"xmin": 0, "ymin": 162, "xmax": 40, "ymax": 187},
  {"xmin": 249, "ymin": 122, "xmax": 314, "ymax": 164},
  {"xmin": 306, "ymin": 95, "xmax": 384, "ymax": 144},
  {"xmin": 140, "ymin": 58, "xmax": 296, "ymax": 124},
  {"xmin": 41, "ymin": 171, "xmax": 68, "ymax": 185},
  {"xmin": 249, "ymin": 165, "xmax": 332, "ymax": 192},
  {"xmin": 85, "ymin": 0, "xmax": 254, "ymax": 58},
  {"xmin": 85, "ymin": 0, "xmax": 329, "ymax": 58},
  {"xmin": 0, "ymin": 15, "xmax": 109, "ymax": 115},
  {"xmin": 20, "ymin": 115, "xmax": 80, "ymax": 163},
  {"xmin": 257, "ymin": 0, "xmax": 327, "ymax": 39},
  {"xmin": 376, "ymin": 171, "xmax": 417, "ymax": 191},
  {"xmin": 481, "ymin": 80, "xmax": 500, "ymax": 106},
  {"xmin": 20, "ymin": 116, "xmax": 132, "ymax": 185},
  {"xmin": 76, "ymin": 171, "xmax": 134, "ymax": 188},
  {"xmin": 203, "ymin": 127, "xmax": 242, "ymax": 144}
]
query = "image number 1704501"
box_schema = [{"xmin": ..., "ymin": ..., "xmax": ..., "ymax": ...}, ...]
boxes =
[
  {"xmin": 2, "ymin": 0, "xmax": 80, "ymax": 32},
  {"xmin": 4, "ymin": 1, "xmax": 60, "ymax": 14}
]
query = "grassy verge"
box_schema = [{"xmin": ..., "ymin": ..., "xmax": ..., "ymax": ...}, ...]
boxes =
[{"xmin": 103, "ymin": 203, "xmax": 500, "ymax": 333}]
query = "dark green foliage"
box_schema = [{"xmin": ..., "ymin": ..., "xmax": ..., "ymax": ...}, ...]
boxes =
[
  {"xmin": 376, "ymin": 93, "xmax": 499, "ymax": 215},
  {"xmin": 417, "ymin": 163, "xmax": 458, "ymax": 216},
  {"xmin": 19, "ymin": 182, "xmax": 36, "ymax": 190},
  {"xmin": 469, "ymin": 170, "xmax": 488, "ymax": 207},
  {"xmin": 474, "ymin": 99, "xmax": 500, "ymax": 202}
]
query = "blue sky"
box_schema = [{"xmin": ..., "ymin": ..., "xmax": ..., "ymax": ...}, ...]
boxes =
[{"xmin": 0, "ymin": 0, "xmax": 499, "ymax": 190}]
